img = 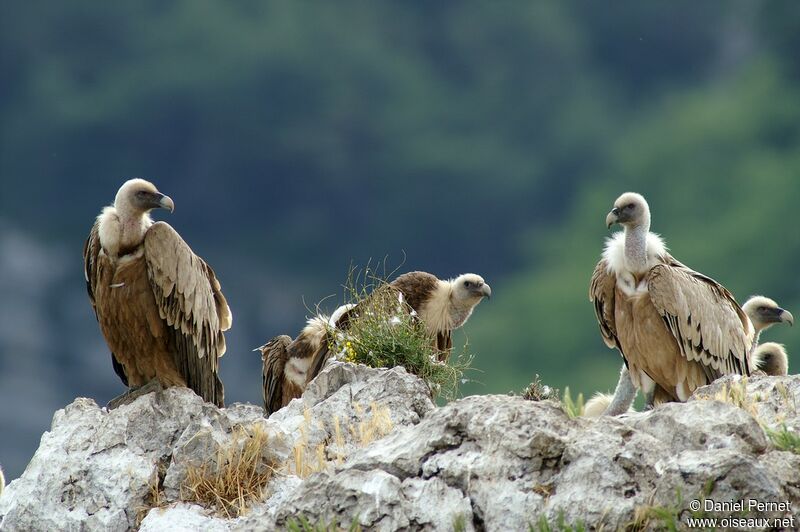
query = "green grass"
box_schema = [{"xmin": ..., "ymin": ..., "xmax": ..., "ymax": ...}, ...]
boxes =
[
  {"xmin": 560, "ymin": 387, "xmax": 585, "ymax": 419},
  {"xmin": 530, "ymin": 512, "xmax": 586, "ymax": 532},
  {"xmin": 286, "ymin": 516, "xmax": 362, "ymax": 532},
  {"xmin": 328, "ymin": 265, "xmax": 473, "ymax": 401},
  {"xmin": 765, "ymin": 424, "xmax": 800, "ymax": 454}
]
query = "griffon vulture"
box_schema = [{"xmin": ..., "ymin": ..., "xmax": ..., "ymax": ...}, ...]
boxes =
[
  {"xmin": 259, "ymin": 272, "xmax": 490, "ymax": 414},
  {"xmin": 741, "ymin": 296, "xmax": 794, "ymax": 350},
  {"xmin": 588, "ymin": 295, "xmax": 793, "ymax": 416},
  {"xmin": 751, "ymin": 342, "xmax": 789, "ymax": 376},
  {"xmin": 84, "ymin": 179, "xmax": 232, "ymax": 407},
  {"xmin": 589, "ymin": 192, "xmax": 753, "ymax": 405}
]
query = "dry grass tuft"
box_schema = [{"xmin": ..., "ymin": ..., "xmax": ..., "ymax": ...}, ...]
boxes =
[
  {"xmin": 180, "ymin": 424, "xmax": 275, "ymax": 518},
  {"xmin": 521, "ymin": 374, "xmax": 560, "ymax": 402},
  {"xmin": 697, "ymin": 377, "xmax": 761, "ymax": 420},
  {"xmin": 134, "ymin": 459, "xmax": 168, "ymax": 526},
  {"xmin": 288, "ymin": 401, "xmax": 394, "ymax": 476},
  {"xmin": 288, "ymin": 407, "xmax": 329, "ymax": 478}
]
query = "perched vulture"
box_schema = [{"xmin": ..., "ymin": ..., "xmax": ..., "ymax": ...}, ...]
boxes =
[
  {"xmin": 84, "ymin": 179, "xmax": 231, "ymax": 407},
  {"xmin": 589, "ymin": 192, "xmax": 753, "ymax": 404},
  {"xmin": 741, "ymin": 296, "xmax": 793, "ymax": 350},
  {"xmin": 259, "ymin": 271, "xmax": 490, "ymax": 414},
  {"xmin": 592, "ymin": 294, "xmax": 794, "ymax": 416},
  {"xmin": 751, "ymin": 342, "xmax": 789, "ymax": 376}
]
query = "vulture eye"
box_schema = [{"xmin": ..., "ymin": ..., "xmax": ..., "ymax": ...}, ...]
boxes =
[
  {"xmin": 464, "ymin": 281, "xmax": 472, "ymax": 288},
  {"xmin": 758, "ymin": 306, "xmax": 767, "ymax": 313},
  {"xmin": 626, "ymin": 203, "xmax": 635, "ymax": 210}
]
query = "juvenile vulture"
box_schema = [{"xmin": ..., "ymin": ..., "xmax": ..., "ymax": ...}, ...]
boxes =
[
  {"xmin": 589, "ymin": 192, "xmax": 753, "ymax": 404},
  {"xmin": 84, "ymin": 179, "xmax": 232, "ymax": 407},
  {"xmin": 259, "ymin": 271, "xmax": 490, "ymax": 414},
  {"xmin": 590, "ymin": 295, "xmax": 794, "ymax": 416}
]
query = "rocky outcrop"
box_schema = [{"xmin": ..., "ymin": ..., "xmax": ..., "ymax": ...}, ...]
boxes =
[{"xmin": 1, "ymin": 367, "xmax": 799, "ymax": 531}]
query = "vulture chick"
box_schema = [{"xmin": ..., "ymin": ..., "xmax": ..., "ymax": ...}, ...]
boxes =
[
  {"xmin": 751, "ymin": 342, "xmax": 789, "ymax": 376},
  {"xmin": 590, "ymin": 192, "xmax": 753, "ymax": 403},
  {"xmin": 260, "ymin": 272, "xmax": 490, "ymax": 415},
  {"xmin": 84, "ymin": 179, "xmax": 231, "ymax": 407},
  {"xmin": 594, "ymin": 295, "xmax": 794, "ymax": 416}
]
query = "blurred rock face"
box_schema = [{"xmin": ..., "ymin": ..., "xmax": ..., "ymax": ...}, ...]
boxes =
[{"xmin": 1, "ymin": 363, "xmax": 799, "ymax": 531}]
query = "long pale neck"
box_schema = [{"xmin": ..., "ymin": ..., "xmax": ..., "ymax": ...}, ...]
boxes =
[
  {"xmin": 624, "ymin": 224, "xmax": 649, "ymax": 273},
  {"xmin": 751, "ymin": 330, "xmax": 762, "ymax": 353},
  {"xmin": 117, "ymin": 208, "xmax": 151, "ymax": 251}
]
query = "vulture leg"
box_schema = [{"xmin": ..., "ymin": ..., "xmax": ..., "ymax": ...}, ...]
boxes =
[
  {"xmin": 643, "ymin": 390, "xmax": 656, "ymax": 410},
  {"xmin": 603, "ymin": 365, "xmax": 637, "ymax": 415},
  {"xmin": 107, "ymin": 379, "xmax": 164, "ymax": 410}
]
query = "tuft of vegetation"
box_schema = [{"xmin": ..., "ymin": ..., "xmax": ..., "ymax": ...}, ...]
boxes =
[
  {"xmin": 530, "ymin": 512, "xmax": 587, "ymax": 532},
  {"xmin": 288, "ymin": 407, "xmax": 329, "ymax": 479},
  {"xmin": 521, "ymin": 374, "xmax": 561, "ymax": 402},
  {"xmin": 135, "ymin": 459, "xmax": 169, "ymax": 526},
  {"xmin": 560, "ymin": 387, "xmax": 585, "ymax": 419},
  {"xmin": 286, "ymin": 515, "xmax": 363, "ymax": 532},
  {"xmin": 765, "ymin": 424, "xmax": 800, "ymax": 454},
  {"xmin": 328, "ymin": 265, "xmax": 473, "ymax": 401},
  {"xmin": 180, "ymin": 424, "xmax": 275, "ymax": 518},
  {"xmin": 289, "ymin": 401, "xmax": 394, "ymax": 476}
]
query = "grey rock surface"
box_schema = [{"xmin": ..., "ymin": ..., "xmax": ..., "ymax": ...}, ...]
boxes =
[{"xmin": 2, "ymin": 366, "xmax": 799, "ymax": 531}]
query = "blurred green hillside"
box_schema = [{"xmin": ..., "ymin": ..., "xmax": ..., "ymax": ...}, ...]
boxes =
[{"xmin": 2, "ymin": 1, "xmax": 800, "ymax": 478}]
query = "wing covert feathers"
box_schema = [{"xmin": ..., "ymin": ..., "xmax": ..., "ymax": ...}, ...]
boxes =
[
  {"xmin": 646, "ymin": 262, "xmax": 752, "ymax": 378},
  {"xmin": 144, "ymin": 222, "xmax": 230, "ymax": 406},
  {"xmin": 589, "ymin": 259, "xmax": 620, "ymax": 351}
]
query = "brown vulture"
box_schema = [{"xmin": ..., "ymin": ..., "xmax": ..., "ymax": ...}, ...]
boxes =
[
  {"xmin": 589, "ymin": 192, "xmax": 753, "ymax": 405},
  {"xmin": 84, "ymin": 179, "xmax": 231, "ymax": 407},
  {"xmin": 259, "ymin": 271, "xmax": 490, "ymax": 414},
  {"xmin": 586, "ymin": 294, "xmax": 793, "ymax": 416}
]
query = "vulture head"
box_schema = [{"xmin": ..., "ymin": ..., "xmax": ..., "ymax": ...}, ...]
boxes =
[
  {"xmin": 114, "ymin": 179, "xmax": 175, "ymax": 216},
  {"xmin": 606, "ymin": 192, "xmax": 650, "ymax": 229},
  {"xmin": 742, "ymin": 296, "xmax": 794, "ymax": 333},
  {"xmin": 452, "ymin": 274, "xmax": 492, "ymax": 304},
  {"xmin": 752, "ymin": 342, "xmax": 789, "ymax": 376}
]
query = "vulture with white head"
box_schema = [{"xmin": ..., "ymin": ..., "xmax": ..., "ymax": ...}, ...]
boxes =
[
  {"xmin": 590, "ymin": 192, "xmax": 753, "ymax": 403},
  {"xmin": 751, "ymin": 342, "xmax": 789, "ymax": 376},
  {"xmin": 84, "ymin": 179, "xmax": 232, "ymax": 407},
  {"xmin": 741, "ymin": 295, "xmax": 793, "ymax": 350},
  {"xmin": 590, "ymin": 294, "xmax": 793, "ymax": 416},
  {"xmin": 259, "ymin": 271, "xmax": 490, "ymax": 414}
]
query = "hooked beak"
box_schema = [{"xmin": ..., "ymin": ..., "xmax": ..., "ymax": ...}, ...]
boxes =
[
  {"xmin": 779, "ymin": 308, "xmax": 794, "ymax": 326},
  {"xmin": 156, "ymin": 193, "xmax": 175, "ymax": 213},
  {"xmin": 606, "ymin": 208, "xmax": 620, "ymax": 229},
  {"xmin": 481, "ymin": 283, "xmax": 492, "ymax": 300}
]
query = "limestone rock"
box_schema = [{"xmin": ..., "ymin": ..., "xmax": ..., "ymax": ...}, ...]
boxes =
[{"xmin": 3, "ymin": 367, "xmax": 800, "ymax": 531}]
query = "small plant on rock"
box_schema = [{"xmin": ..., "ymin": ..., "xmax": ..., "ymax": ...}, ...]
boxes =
[
  {"xmin": 328, "ymin": 265, "xmax": 473, "ymax": 400},
  {"xmin": 180, "ymin": 424, "xmax": 275, "ymax": 518}
]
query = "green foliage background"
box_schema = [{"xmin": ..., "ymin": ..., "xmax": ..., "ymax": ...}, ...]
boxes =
[{"xmin": 1, "ymin": 0, "xmax": 800, "ymax": 475}]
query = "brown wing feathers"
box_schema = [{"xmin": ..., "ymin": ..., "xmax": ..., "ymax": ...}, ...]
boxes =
[
  {"xmin": 144, "ymin": 222, "xmax": 229, "ymax": 407},
  {"xmin": 647, "ymin": 263, "xmax": 751, "ymax": 378}
]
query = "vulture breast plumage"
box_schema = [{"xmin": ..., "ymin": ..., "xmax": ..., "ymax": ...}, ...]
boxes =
[{"xmin": 84, "ymin": 179, "xmax": 231, "ymax": 407}]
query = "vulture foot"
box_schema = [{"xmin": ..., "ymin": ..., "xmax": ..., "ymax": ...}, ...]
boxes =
[{"xmin": 107, "ymin": 379, "xmax": 164, "ymax": 409}]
